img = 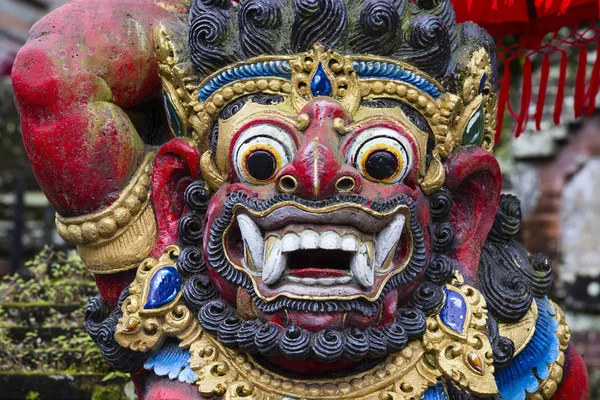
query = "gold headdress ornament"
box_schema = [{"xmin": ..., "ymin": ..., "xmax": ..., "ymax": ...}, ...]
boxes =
[{"xmin": 155, "ymin": 22, "xmax": 497, "ymax": 194}]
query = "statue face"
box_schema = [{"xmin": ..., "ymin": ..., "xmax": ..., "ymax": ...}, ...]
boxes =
[{"xmin": 193, "ymin": 93, "xmax": 434, "ymax": 366}]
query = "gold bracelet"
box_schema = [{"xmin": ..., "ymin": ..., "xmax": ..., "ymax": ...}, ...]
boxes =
[{"xmin": 56, "ymin": 153, "xmax": 157, "ymax": 274}]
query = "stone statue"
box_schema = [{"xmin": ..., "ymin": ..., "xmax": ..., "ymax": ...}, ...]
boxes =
[{"xmin": 12, "ymin": 0, "xmax": 590, "ymax": 398}]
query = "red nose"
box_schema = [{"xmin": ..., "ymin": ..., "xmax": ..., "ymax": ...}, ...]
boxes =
[{"xmin": 275, "ymin": 99, "xmax": 362, "ymax": 198}]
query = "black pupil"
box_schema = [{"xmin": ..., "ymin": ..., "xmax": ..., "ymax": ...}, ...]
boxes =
[
  {"xmin": 365, "ymin": 150, "xmax": 399, "ymax": 181},
  {"xmin": 246, "ymin": 150, "xmax": 277, "ymax": 181}
]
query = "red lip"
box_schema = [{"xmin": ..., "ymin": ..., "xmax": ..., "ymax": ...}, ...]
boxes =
[{"xmin": 289, "ymin": 268, "xmax": 348, "ymax": 278}]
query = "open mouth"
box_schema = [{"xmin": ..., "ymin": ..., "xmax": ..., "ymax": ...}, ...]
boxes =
[{"xmin": 223, "ymin": 202, "xmax": 413, "ymax": 301}]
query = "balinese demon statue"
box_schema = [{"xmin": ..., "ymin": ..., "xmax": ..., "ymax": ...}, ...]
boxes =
[{"xmin": 12, "ymin": 0, "xmax": 590, "ymax": 398}]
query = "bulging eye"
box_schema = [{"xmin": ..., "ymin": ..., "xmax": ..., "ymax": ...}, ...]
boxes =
[
  {"xmin": 346, "ymin": 127, "xmax": 414, "ymax": 184},
  {"xmin": 233, "ymin": 124, "xmax": 296, "ymax": 184}
]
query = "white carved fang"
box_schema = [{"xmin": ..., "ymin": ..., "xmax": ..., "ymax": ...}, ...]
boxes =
[
  {"xmin": 375, "ymin": 213, "xmax": 406, "ymax": 270},
  {"xmin": 237, "ymin": 214, "xmax": 265, "ymax": 269},
  {"xmin": 351, "ymin": 242, "xmax": 375, "ymax": 288},
  {"xmin": 263, "ymin": 236, "xmax": 286, "ymax": 285}
]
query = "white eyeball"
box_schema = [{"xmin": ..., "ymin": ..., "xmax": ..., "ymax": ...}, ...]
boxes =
[
  {"xmin": 232, "ymin": 124, "xmax": 296, "ymax": 184},
  {"xmin": 345, "ymin": 127, "xmax": 414, "ymax": 184}
]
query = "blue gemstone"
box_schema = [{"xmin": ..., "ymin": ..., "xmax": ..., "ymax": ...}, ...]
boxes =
[
  {"xmin": 479, "ymin": 72, "xmax": 487, "ymax": 94},
  {"xmin": 310, "ymin": 63, "xmax": 333, "ymax": 97},
  {"xmin": 144, "ymin": 266, "xmax": 183, "ymax": 309},
  {"xmin": 440, "ymin": 288, "xmax": 467, "ymax": 334}
]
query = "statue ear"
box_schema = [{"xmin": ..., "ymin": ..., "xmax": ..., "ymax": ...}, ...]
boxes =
[
  {"xmin": 151, "ymin": 139, "xmax": 202, "ymax": 256},
  {"xmin": 443, "ymin": 147, "xmax": 502, "ymax": 279}
]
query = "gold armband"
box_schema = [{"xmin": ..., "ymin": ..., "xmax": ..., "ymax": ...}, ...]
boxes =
[{"xmin": 55, "ymin": 153, "xmax": 157, "ymax": 274}]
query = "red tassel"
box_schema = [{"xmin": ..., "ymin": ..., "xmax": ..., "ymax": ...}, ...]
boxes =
[
  {"xmin": 496, "ymin": 60, "xmax": 512, "ymax": 144},
  {"xmin": 575, "ymin": 46, "xmax": 588, "ymax": 118},
  {"xmin": 535, "ymin": 54, "xmax": 550, "ymax": 131},
  {"xmin": 516, "ymin": 57, "xmax": 532, "ymax": 137},
  {"xmin": 554, "ymin": 51, "xmax": 568, "ymax": 125},
  {"xmin": 560, "ymin": 0, "xmax": 574, "ymax": 13},
  {"xmin": 585, "ymin": 45, "xmax": 600, "ymax": 116}
]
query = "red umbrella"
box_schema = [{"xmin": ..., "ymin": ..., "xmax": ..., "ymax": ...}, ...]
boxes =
[{"xmin": 452, "ymin": 0, "xmax": 600, "ymax": 138}]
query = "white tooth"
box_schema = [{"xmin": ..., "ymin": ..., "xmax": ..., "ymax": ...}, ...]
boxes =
[
  {"xmin": 319, "ymin": 231, "xmax": 341, "ymax": 250},
  {"xmin": 351, "ymin": 242, "xmax": 374, "ymax": 288},
  {"xmin": 318, "ymin": 278, "xmax": 338, "ymax": 286},
  {"xmin": 287, "ymin": 275, "xmax": 301, "ymax": 283},
  {"xmin": 237, "ymin": 214, "xmax": 264, "ymax": 269},
  {"xmin": 341, "ymin": 235, "xmax": 359, "ymax": 252},
  {"xmin": 300, "ymin": 230, "xmax": 319, "ymax": 249},
  {"xmin": 263, "ymin": 237, "xmax": 286, "ymax": 285},
  {"xmin": 281, "ymin": 233, "xmax": 301, "ymax": 252},
  {"xmin": 337, "ymin": 275, "xmax": 353, "ymax": 284},
  {"xmin": 375, "ymin": 213, "xmax": 406, "ymax": 270},
  {"xmin": 301, "ymin": 277, "xmax": 317, "ymax": 286}
]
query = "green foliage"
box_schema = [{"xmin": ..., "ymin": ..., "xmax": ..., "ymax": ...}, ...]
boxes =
[{"xmin": 24, "ymin": 392, "xmax": 41, "ymax": 400}]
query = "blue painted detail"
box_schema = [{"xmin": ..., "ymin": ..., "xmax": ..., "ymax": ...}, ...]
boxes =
[
  {"xmin": 479, "ymin": 72, "xmax": 487, "ymax": 94},
  {"xmin": 422, "ymin": 382, "xmax": 450, "ymax": 399},
  {"xmin": 144, "ymin": 341, "xmax": 197, "ymax": 383},
  {"xmin": 310, "ymin": 63, "xmax": 333, "ymax": 96},
  {"xmin": 353, "ymin": 60, "xmax": 442, "ymax": 99},
  {"xmin": 495, "ymin": 297, "xmax": 561, "ymax": 400},
  {"xmin": 439, "ymin": 287, "xmax": 467, "ymax": 334},
  {"xmin": 163, "ymin": 91, "xmax": 184, "ymax": 137},
  {"xmin": 144, "ymin": 267, "xmax": 182, "ymax": 309},
  {"xmin": 198, "ymin": 60, "xmax": 292, "ymax": 101}
]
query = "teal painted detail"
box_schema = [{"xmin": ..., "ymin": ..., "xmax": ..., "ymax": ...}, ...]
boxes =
[
  {"xmin": 198, "ymin": 60, "xmax": 292, "ymax": 101},
  {"xmin": 462, "ymin": 104, "xmax": 484, "ymax": 146},
  {"xmin": 144, "ymin": 341, "xmax": 197, "ymax": 383},
  {"xmin": 353, "ymin": 60, "xmax": 441, "ymax": 99},
  {"xmin": 163, "ymin": 91, "xmax": 184, "ymax": 137},
  {"xmin": 495, "ymin": 297, "xmax": 560, "ymax": 400}
]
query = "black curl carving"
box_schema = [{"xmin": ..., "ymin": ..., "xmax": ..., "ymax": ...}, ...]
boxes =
[
  {"xmin": 84, "ymin": 291, "xmax": 149, "ymax": 373},
  {"xmin": 488, "ymin": 194, "xmax": 522, "ymax": 242},
  {"xmin": 239, "ymin": 0, "xmax": 282, "ymax": 58},
  {"xmin": 433, "ymin": 221, "xmax": 454, "ymax": 253},
  {"xmin": 179, "ymin": 213, "xmax": 203, "ymax": 245},
  {"xmin": 312, "ymin": 330, "xmax": 345, "ymax": 362},
  {"xmin": 416, "ymin": 0, "xmax": 443, "ymax": 8},
  {"xmin": 396, "ymin": 308, "xmax": 427, "ymax": 339},
  {"xmin": 343, "ymin": 328, "xmax": 370, "ymax": 361},
  {"xmin": 201, "ymin": 0, "xmax": 229, "ymax": 8},
  {"xmin": 398, "ymin": 14, "xmax": 451, "ymax": 80},
  {"xmin": 428, "ymin": 188, "xmax": 453, "ymax": 222},
  {"xmin": 217, "ymin": 316, "xmax": 243, "ymax": 348},
  {"xmin": 183, "ymin": 274, "xmax": 219, "ymax": 313},
  {"xmin": 349, "ymin": 0, "xmax": 402, "ymax": 56},
  {"xmin": 366, "ymin": 328, "xmax": 388, "ymax": 359},
  {"xmin": 478, "ymin": 242, "xmax": 533, "ymax": 323},
  {"xmin": 255, "ymin": 323, "xmax": 283, "ymax": 356},
  {"xmin": 184, "ymin": 181, "xmax": 211, "ymax": 212},
  {"xmin": 487, "ymin": 316, "xmax": 515, "ymax": 369},
  {"xmin": 383, "ymin": 322, "xmax": 408, "ymax": 353},
  {"xmin": 238, "ymin": 320, "xmax": 262, "ymax": 353},
  {"xmin": 198, "ymin": 300, "xmax": 233, "ymax": 333},
  {"xmin": 524, "ymin": 253, "xmax": 553, "ymax": 298},
  {"xmin": 410, "ymin": 282, "xmax": 445, "ymax": 315},
  {"xmin": 425, "ymin": 254, "xmax": 454, "ymax": 285},
  {"xmin": 279, "ymin": 325, "xmax": 311, "ymax": 360},
  {"xmin": 291, "ymin": 0, "xmax": 348, "ymax": 52},
  {"xmin": 189, "ymin": 0, "xmax": 237, "ymax": 77},
  {"xmin": 177, "ymin": 246, "xmax": 207, "ymax": 277}
]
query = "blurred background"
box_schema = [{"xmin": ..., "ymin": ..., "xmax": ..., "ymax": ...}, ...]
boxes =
[{"xmin": 0, "ymin": 0, "xmax": 599, "ymax": 399}]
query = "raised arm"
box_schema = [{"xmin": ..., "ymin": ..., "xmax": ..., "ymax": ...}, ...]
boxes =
[{"xmin": 12, "ymin": 0, "xmax": 178, "ymax": 216}]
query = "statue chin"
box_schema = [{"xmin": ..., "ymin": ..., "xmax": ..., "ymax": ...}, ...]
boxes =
[{"xmin": 12, "ymin": 0, "xmax": 589, "ymax": 398}]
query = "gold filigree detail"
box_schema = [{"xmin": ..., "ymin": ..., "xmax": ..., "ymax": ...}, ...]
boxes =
[
  {"xmin": 498, "ymin": 300, "xmax": 538, "ymax": 356},
  {"xmin": 115, "ymin": 245, "xmax": 201, "ymax": 352},
  {"xmin": 423, "ymin": 282, "xmax": 498, "ymax": 397},
  {"xmin": 290, "ymin": 43, "xmax": 361, "ymax": 114},
  {"xmin": 453, "ymin": 48, "xmax": 497, "ymax": 152}
]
